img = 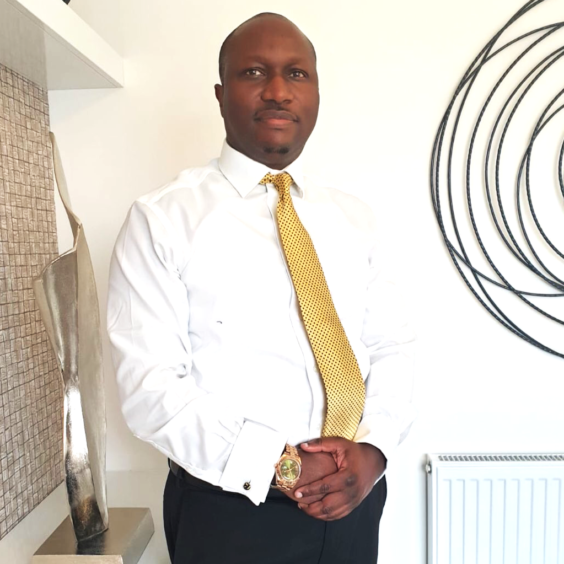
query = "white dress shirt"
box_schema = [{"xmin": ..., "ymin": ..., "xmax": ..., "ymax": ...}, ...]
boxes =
[{"xmin": 107, "ymin": 141, "xmax": 415, "ymax": 505}]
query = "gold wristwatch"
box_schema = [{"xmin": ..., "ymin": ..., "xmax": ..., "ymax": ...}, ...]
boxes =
[{"xmin": 272, "ymin": 444, "xmax": 302, "ymax": 491}]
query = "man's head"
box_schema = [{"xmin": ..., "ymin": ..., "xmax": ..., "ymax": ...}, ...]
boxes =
[{"xmin": 215, "ymin": 13, "xmax": 319, "ymax": 170}]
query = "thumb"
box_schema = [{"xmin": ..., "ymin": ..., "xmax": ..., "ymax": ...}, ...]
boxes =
[{"xmin": 300, "ymin": 437, "xmax": 342, "ymax": 453}]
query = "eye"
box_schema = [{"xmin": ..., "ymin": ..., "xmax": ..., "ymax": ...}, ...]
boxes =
[
  {"xmin": 244, "ymin": 68, "xmax": 265, "ymax": 77},
  {"xmin": 289, "ymin": 69, "xmax": 308, "ymax": 79}
]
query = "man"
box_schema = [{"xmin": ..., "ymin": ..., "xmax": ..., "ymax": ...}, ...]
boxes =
[{"xmin": 107, "ymin": 12, "xmax": 414, "ymax": 564}]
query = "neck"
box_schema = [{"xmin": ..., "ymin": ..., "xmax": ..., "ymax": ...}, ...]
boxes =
[{"xmin": 226, "ymin": 139, "xmax": 302, "ymax": 170}]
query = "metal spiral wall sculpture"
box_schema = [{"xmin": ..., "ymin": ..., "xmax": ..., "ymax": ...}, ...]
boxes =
[{"xmin": 431, "ymin": 0, "xmax": 564, "ymax": 358}]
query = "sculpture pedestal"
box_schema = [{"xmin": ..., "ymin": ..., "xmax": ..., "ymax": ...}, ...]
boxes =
[{"xmin": 32, "ymin": 508, "xmax": 154, "ymax": 564}]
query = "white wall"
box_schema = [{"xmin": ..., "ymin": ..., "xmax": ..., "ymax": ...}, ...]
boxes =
[
  {"xmin": 69, "ymin": 0, "xmax": 123, "ymax": 54},
  {"xmin": 48, "ymin": 1, "xmax": 564, "ymax": 563}
]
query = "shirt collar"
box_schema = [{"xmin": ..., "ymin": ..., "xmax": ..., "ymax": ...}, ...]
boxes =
[{"xmin": 218, "ymin": 140, "xmax": 305, "ymax": 198}]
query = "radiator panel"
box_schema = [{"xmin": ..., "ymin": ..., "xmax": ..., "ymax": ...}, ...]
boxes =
[{"xmin": 427, "ymin": 454, "xmax": 564, "ymax": 564}]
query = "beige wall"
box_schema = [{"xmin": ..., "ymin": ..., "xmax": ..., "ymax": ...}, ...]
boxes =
[{"xmin": 46, "ymin": 1, "xmax": 564, "ymax": 562}]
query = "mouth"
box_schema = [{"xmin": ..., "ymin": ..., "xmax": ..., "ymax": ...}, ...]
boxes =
[{"xmin": 255, "ymin": 110, "xmax": 298, "ymax": 126}]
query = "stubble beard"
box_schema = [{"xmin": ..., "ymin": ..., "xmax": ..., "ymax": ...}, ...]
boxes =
[{"xmin": 263, "ymin": 145, "xmax": 290, "ymax": 155}]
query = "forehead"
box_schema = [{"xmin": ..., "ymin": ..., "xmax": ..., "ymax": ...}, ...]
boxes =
[{"xmin": 225, "ymin": 18, "xmax": 315, "ymax": 65}]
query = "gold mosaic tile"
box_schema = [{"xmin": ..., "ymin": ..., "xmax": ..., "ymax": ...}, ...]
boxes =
[{"xmin": 0, "ymin": 62, "xmax": 64, "ymax": 541}]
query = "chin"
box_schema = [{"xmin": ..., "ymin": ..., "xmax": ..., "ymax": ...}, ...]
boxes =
[{"xmin": 263, "ymin": 145, "xmax": 291, "ymax": 156}]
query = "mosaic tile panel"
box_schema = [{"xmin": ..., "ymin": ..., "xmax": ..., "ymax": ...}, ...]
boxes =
[{"xmin": 0, "ymin": 62, "xmax": 64, "ymax": 541}]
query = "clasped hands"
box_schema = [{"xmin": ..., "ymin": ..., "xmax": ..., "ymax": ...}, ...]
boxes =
[{"xmin": 282, "ymin": 438, "xmax": 386, "ymax": 521}]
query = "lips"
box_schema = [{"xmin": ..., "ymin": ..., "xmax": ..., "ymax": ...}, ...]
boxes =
[{"xmin": 255, "ymin": 109, "xmax": 298, "ymax": 122}]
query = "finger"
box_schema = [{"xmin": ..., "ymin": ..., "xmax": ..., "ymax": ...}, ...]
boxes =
[
  {"xmin": 298, "ymin": 492, "xmax": 329, "ymax": 505},
  {"xmin": 299, "ymin": 493, "xmax": 353, "ymax": 521},
  {"xmin": 295, "ymin": 493, "xmax": 325, "ymax": 504},
  {"xmin": 299, "ymin": 438, "xmax": 325, "ymax": 452},
  {"xmin": 294, "ymin": 472, "xmax": 344, "ymax": 502},
  {"xmin": 300, "ymin": 486, "xmax": 360, "ymax": 509},
  {"xmin": 300, "ymin": 437, "xmax": 343, "ymax": 453},
  {"xmin": 305, "ymin": 495, "xmax": 354, "ymax": 521}
]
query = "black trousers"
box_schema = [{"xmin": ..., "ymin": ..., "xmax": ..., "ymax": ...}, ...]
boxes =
[{"xmin": 163, "ymin": 468, "xmax": 387, "ymax": 564}]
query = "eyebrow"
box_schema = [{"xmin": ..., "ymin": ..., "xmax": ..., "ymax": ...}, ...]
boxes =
[{"xmin": 236, "ymin": 54, "xmax": 314, "ymax": 66}]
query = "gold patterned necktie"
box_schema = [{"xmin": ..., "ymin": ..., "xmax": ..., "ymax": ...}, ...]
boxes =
[{"xmin": 260, "ymin": 172, "xmax": 366, "ymax": 440}]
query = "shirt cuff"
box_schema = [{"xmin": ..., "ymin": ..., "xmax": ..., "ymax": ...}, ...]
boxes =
[{"xmin": 218, "ymin": 419, "xmax": 287, "ymax": 505}]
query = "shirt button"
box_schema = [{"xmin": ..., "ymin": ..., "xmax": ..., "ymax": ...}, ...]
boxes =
[{"xmin": 243, "ymin": 482, "xmax": 251, "ymax": 491}]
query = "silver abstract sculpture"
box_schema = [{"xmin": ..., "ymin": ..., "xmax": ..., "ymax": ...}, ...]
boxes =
[{"xmin": 33, "ymin": 132, "xmax": 108, "ymax": 543}]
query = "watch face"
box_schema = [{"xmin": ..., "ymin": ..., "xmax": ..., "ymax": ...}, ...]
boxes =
[{"xmin": 280, "ymin": 458, "xmax": 300, "ymax": 481}]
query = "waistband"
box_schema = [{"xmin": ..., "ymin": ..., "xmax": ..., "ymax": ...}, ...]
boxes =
[
  {"xmin": 169, "ymin": 459, "xmax": 224, "ymax": 491},
  {"xmin": 168, "ymin": 459, "xmax": 287, "ymax": 499}
]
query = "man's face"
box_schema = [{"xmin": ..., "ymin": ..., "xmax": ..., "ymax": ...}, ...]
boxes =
[{"xmin": 215, "ymin": 17, "xmax": 320, "ymax": 170}]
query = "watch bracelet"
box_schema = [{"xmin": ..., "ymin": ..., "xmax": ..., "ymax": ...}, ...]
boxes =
[{"xmin": 271, "ymin": 443, "xmax": 301, "ymax": 490}]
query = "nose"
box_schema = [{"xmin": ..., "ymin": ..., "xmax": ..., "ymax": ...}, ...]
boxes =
[{"xmin": 261, "ymin": 74, "xmax": 293, "ymax": 104}]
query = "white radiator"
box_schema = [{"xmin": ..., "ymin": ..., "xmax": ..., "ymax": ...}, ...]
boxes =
[{"xmin": 426, "ymin": 453, "xmax": 564, "ymax": 564}]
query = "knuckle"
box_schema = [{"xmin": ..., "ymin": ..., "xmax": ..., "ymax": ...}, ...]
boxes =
[
  {"xmin": 345, "ymin": 474, "xmax": 357, "ymax": 488},
  {"xmin": 320, "ymin": 482, "xmax": 330, "ymax": 494},
  {"xmin": 322, "ymin": 504, "xmax": 332, "ymax": 516}
]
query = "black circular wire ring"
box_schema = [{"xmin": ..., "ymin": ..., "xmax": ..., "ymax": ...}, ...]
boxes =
[{"xmin": 430, "ymin": 0, "xmax": 564, "ymax": 358}]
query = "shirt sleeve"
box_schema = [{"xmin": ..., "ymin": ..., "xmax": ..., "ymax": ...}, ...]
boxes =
[
  {"xmin": 353, "ymin": 222, "xmax": 416, "ymax": 464},
  {"xmin": 107, "ymin": 201, "xmax": 287, "ymax": 505}
]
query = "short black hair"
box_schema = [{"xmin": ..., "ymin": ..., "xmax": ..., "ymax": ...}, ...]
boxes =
[{"xmin": 218, "ymin": 13, "xmax": 317, "ymax": 83}]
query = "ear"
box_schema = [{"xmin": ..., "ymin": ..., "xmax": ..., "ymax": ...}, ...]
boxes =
[{"xmin": 214, "ymin": 84, "xmax": 224, "ymax": 117}]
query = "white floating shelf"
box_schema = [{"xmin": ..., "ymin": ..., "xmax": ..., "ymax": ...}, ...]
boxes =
[{"xmin": 0, "ymin": 0, "xmax": 123, "ymax": 90}]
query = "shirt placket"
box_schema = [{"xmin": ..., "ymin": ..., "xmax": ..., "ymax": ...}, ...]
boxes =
[{"xmin": 264, "ymin": 183, "xmax": 325, "ymax": 442}]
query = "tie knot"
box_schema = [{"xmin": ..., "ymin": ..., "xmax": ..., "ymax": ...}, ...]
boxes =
[{"xmin": 260, "ymin": 172, "xmax": 294, "ymax": 196}]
